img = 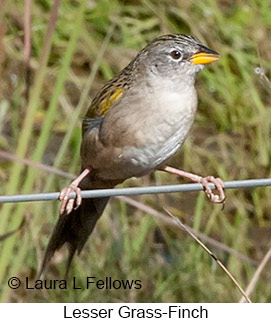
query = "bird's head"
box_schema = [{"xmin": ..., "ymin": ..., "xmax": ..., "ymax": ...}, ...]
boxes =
[{"xmin": 135, "ymin": 34, "xmax": 220, "ymax": 86}]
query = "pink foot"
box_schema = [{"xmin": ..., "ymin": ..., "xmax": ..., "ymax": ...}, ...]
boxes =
[
  {"xmin": 199, "ymin": 176, "xmax": 225, "ymax": 204},
  {"xmin": 158, "ymin": 165, "xmax": 226, "ymax": 205},
  {"xmin": 59, "ymin": 184, "xmax": 82, "ymax": 215},
  {"xmin": 58, "ymin": 167, "xmax": 92, "ymax": 215}
]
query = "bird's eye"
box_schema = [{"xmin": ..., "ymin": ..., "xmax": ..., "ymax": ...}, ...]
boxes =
[{"xmin": 170, "ymin": 50, "xmax": 182, "ymax": 60}]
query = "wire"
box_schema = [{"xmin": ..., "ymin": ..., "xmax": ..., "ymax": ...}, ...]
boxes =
[{"xmin": 0, "ymin": 178, "xmax": 271, "ymax": 204}]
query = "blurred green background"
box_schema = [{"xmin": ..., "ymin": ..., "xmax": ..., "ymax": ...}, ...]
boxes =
[{"xmin": 0, "ymin": 0, "xmax": 271, "ymax": 302}]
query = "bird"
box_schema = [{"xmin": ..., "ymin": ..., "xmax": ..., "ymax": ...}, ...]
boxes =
[{"xmin": 38, "ymin": 33, "xmax": 225, "ymax": 277}]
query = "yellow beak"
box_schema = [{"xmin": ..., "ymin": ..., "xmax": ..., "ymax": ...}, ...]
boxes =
[{"xmin": 190, "ymin": 52, "xmax": 220, "ymax": 65}]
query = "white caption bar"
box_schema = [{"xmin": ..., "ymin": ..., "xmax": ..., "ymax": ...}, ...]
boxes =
[{"xmin": 1, "ymin": 303, "xmax": 269, "ymax": 322}]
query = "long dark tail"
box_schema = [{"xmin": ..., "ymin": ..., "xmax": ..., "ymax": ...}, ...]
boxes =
[{"xmin": 38, "ymin": 195, "xmax": 109, "ymax": 278}]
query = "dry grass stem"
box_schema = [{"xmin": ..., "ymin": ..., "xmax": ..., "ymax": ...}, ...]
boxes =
[
  {"xmin": 163, "ymin": 208, "xmax": 252, "ymax": 303},
  {"xmin": 239, "ymin": 247, "xmax": 271, "ymax": 303}
]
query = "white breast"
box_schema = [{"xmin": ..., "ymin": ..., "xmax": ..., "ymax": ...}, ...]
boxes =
[
  {"xmin": 123, "ymin": 87, "xmax": 198, "ymax": 175},
  {"xmin": 95, "ymin": 82, "xmax": 198, "ymax": 181}
]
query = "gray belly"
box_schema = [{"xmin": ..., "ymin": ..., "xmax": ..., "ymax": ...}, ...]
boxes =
[
  {"xmin": 97, "ymin": 114, "xmax": 194, "ymax": 180},
  {"xmin": 123, "ymin": 116, "xmax": 193, "ymax": 175},
  {"xmin": 94, "ymin": 87, "xmax": 197, "ymax": 181}
]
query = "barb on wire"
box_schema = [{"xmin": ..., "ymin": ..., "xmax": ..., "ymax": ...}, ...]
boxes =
[{"xmin": 0, "ymin": 178, "xmax": 271, "ymax": 204}]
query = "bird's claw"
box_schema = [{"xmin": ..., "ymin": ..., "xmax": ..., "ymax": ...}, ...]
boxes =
[
  {"xmin": 59, "ymin": 184, "xmax": 82, "ymax": 215},
  {"xmin": 199, "ymin": 176, "xmax": 225, "ymax": 205}
]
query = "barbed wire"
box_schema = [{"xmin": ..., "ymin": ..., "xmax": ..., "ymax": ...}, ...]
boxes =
[{"xmin": 0, "ymin": 178, "xmax": 271, "ymax": 204}]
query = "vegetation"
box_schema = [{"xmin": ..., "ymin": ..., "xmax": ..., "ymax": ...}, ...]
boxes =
[{"xmin": 0, "ymin": 0, "xmax": 270, "ymax": 302}]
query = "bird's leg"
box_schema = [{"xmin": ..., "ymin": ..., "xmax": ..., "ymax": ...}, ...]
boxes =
[
  {"xmin": 158, "ymin": 165, "xmax": 225, "ymax": 204},
  {"xmin": 59, "ymin": 167, "xmax": 92, "ymax": 215}
]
